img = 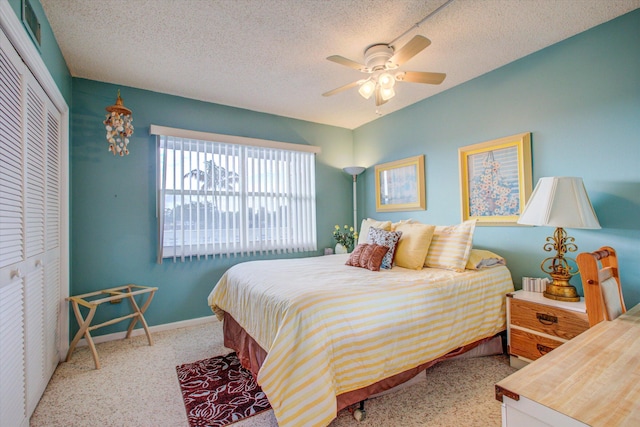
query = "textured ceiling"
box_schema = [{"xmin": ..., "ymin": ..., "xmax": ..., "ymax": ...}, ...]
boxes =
[{"xmin": 40, "ymin": 0, "xmax": 639, "ymax": 129}]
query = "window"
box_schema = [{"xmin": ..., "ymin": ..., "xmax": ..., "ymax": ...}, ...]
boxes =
[{"xmin": 152, "ymin": 126, "xmax": 319, "ymax": 262}]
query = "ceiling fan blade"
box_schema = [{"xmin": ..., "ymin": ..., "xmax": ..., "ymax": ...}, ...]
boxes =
[
  {"xmin": 397, "ymin": 71, "xmax": 446, "ymax": 85},
  {"xmin": 322, "ymin": 80, "xmax": 361, "ymax": 97},
  {"xmin": 327, "ymin": 55, "xmax": 367, "ymax": 71},
  {"xmin": 388, "ymin": 35, "xmax": 431, "ymax": 67}
]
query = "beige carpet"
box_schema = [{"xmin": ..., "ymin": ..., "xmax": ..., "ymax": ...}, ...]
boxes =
[{"xmin": 30, "ymin": 320, "xmax": 516, "ymax": 426}]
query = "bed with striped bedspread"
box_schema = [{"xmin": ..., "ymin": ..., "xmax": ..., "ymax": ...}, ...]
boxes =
[{"xmin": 208, "ymin": 253, "xmax": 514, "ymax": 426}]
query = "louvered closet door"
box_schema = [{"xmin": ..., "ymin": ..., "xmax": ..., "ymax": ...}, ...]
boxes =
[
  {"xmin": 22, "ymin": 52, "xmax": 61, "ymax": 417},
  {"xmin": 24, "ymin": 72, "xmax": 48, "ymax": 416},
  {"xmin": 44, "ymin": 107, "xmax": 61, "ymax": 382},
  {"xmin": 0, "ymin": 27, "xmax": 27, "ymax": 426},
  {"xmin": 0, "ymin": 25, "xmax": 63, "ymax": 426}
]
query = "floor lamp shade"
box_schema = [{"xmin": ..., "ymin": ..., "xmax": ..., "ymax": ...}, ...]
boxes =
[{"xmin": 343, "ymin": 167, "xmax": 366, "ymax": 230}]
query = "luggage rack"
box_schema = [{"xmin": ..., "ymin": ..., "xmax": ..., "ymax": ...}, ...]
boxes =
[{"xmin": 65, "ymin": 284, "xmax": 158, "ymax": 369}]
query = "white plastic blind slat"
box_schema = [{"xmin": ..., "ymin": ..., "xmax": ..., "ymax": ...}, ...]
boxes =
[{"xmin": 157, "ymin": 133, "xmax": 317, "ymax": 261}]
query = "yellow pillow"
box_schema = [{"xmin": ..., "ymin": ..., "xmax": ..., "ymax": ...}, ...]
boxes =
[
  {"xmin": 465, "ymin": 249, "xmax": 506, "ymax": 270},
  {"xmin": 393, "ymin": 223, "xmax": 436, "ymax": 270},
  {"xmin": 425, "ymin": 220, "xmax": 477, "ymax": 272},
  {"xmin": 358, "ymin": 218, "xmax": 392, "ymax": 245},
  {"xmin": 391, "ymin": 219, "xmax": 417, "ymax": 230}
]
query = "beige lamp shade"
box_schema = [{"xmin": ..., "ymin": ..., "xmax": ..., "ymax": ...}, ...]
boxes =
[{"xmin": 517, "ymin": 177, "xmax": 600, "ymax": 229}]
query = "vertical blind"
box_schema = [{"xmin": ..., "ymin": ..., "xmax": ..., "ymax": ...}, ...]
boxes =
[{"xmin": 153, "ymin": 126, "xmax": 319, "ymax": 262}]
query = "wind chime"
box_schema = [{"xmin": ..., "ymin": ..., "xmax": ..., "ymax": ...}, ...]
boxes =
[{"xmin": 103, "ymin": 90, "xmax": 134, "ymax": 156}]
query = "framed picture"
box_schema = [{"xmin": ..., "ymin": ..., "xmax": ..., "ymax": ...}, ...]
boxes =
[
  {"xmin": 458, "ymin": 132, "xmax": 532, "ymax": 225},
  {"xmin": 375, "ymin": 155, "xmax": 425, "ymax": 212}
]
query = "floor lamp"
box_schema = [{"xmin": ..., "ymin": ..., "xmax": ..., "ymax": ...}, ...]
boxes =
[{"xmin": 343, "ymin": 166, "xmax": 366, "ymax": 229}]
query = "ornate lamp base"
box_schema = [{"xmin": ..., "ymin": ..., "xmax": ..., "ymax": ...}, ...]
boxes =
[{"xmin": 543, "ymin": 271, "xmax": 580, "ymax": 302}]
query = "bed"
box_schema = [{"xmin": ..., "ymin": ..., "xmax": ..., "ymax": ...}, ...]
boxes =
[{"xmin": 208, "ymin": 253, "xmax": 514, "ymax": 426}]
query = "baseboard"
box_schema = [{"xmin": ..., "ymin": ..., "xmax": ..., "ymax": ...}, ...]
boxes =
[{"xmin": 77, "ymin": 315, "xmax": 217, "ymax": 347}]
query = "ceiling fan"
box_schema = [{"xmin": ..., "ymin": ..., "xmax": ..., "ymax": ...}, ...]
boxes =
[{"xmin": 322, "ymin": 35, "xmax": 446, "ymax": 106}]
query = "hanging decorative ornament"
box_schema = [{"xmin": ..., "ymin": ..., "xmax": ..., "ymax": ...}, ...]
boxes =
[{"xmin": 103, "ymin": 90, "xmax": 134, "ymax": 156}]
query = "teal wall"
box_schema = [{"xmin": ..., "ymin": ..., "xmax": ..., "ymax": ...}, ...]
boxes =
[
  {"xmin": 71, "ymin": 78, "xmax": 354, "ymax": 335},
  {"xmin": 8, "ymin": 0, "xmax": 72, "ymax": 103},
  {"xmin": 353, "ymin": 10, "xmax": 640, "ymax": 306},
  {"xmin": 13, "ymin": 1, "xmax": 639, "ymax": 335}
]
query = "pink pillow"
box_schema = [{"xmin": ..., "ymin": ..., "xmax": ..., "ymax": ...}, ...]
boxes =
[
  {"xmin": 366, "ymin": 244, "xmax": 389, "ymax": 271},
  {"xmin": 358, "ymin": 244, "xmax": 377, "ymax": 268},
  {"xmin": 346, "ymin": 244, "xmax": 369, "ymax": 266}
]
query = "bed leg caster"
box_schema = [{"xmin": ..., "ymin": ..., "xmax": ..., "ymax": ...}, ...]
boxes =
[
  {"xmin": 352, "ymin": 400, "xmax": 366, "ymax": 421},
  {"xmin": 353, "ymin": 408, "xmax": 366, "ymax": 421}
]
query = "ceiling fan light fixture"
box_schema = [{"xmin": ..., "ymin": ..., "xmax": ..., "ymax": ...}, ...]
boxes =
[
  {"xmin": 378, "ymin": 72, "xmax": 395, "ymax": 89},
  {"xmin": 380, "ymin": 86, "xmax": 395, "ymax": 101},
  {"xmin": 358, "ymin": 80, "xmax": 376, "ymax": 99}
]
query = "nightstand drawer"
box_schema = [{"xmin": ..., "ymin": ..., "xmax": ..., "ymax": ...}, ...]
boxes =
[
  {"xmin": 510, "ymin": 298, "xmax": 589, "ymax": 340},
  {"xmin": 509, "ymin": 329, "xmax": 562, "ymax": 361}
]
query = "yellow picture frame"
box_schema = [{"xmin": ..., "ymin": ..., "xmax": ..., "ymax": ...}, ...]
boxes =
[
  {"xmin": 458, "ymin": 132, "xmax": 532, "ymax": 226},
  {"xmin": 375, "ymin": 155, "xmax": 426, "ymax": 212}
]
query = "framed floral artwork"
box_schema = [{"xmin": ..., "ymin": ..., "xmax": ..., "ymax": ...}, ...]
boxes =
[
  {"xmin": 375, "ymin": 155, "xmax": 425, "ymax": 212},
  {"xmin": 458, "ymin": 132, "xmax": 532, "ymax": 225}
]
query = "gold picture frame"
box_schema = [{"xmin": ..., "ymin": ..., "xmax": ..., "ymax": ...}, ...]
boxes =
[
  {"xmin": 458, "ymin": 132, "xmax": 532, "ymax": 226},
  {"xmin": 375, "ymin": 155, "xmax": 425, "ymax": 212}
]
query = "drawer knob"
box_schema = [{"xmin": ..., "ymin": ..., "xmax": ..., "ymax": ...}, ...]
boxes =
[
  {"xmin": 537, "ymin": 344, "xmax": 553, "ymax": 355},
  {"xmin": 536, "ymin": 312, "xmax": 558, "ymax": 325}
]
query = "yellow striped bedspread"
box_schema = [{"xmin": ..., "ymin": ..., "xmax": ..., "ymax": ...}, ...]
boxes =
[{"xmin": 207, "ymin": 254, "xmax": 514, "ymax": 427}]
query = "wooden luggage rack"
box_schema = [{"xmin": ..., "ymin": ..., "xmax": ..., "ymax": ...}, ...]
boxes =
[{"xmin": 65, "ymin": 284, "xmax": 158, "ymax": 369}]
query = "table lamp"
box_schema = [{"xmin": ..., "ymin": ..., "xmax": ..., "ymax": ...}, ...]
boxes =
[{"xmin": 517, "ymin": 177, "xmax": 600, "ymax": 301}]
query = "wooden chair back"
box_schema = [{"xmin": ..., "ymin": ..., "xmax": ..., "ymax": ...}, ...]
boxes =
[{"xmin": 577, "ymin": 246, "xmax": 626, "ymax": 327}]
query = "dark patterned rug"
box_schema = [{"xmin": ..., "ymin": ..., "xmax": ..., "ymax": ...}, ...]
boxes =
[{"xmin": 176, "ymin": 352, "xmax": 271, "ymax": 427}]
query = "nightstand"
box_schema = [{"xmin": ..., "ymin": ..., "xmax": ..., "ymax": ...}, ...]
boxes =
[{"xmin": 507, "ymin": 290, "xmax": 589, "ymax": 369}]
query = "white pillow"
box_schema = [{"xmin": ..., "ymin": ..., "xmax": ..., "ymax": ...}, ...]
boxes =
[
  {"xmin": 465, "ymin": 249, "xmax": 506, "ymax": 270},
  {"xmin": 358, "ymin": 218, "xmax": 392, "ymax": 245}
]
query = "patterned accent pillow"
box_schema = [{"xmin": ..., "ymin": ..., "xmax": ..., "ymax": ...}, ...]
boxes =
[
  {"xmin": 345, "ymin": 244, "xmax": 369, "ymax": 267},
  {"xmin": 366, "ymin": 244, "xmax": 389, "ymax": 271},
  {"xmin": 368, "ymin": 227, "xmax": 403, "ymax": 269},
  {"xmin": 425, "ymin": 220, "xmax": 477, "ymax": 271}
]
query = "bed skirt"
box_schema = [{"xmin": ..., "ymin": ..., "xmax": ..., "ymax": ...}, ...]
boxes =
[{"xmin": 223, "ymin": 311, "xmax": 499, "ymax": 412}]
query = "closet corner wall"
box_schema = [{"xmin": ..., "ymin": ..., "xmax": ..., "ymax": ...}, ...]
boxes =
[{"xmin": 0, "ymin": 3, "xmax": 70, "ymax": 426}]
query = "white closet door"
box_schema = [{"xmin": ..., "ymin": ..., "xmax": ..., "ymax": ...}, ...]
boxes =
[
  {"xmin": 0, "ymin": 281, "xmax": 26, "ymax": 427},
  {"xmin": 23, "ymin": 69, "xmax": 48, "ymax": 417},
  {"xmin": 0, "ymin": 12, "xmax": 24, "ymax": 270},
  {"xmin": 0, "ymin": 23, "xmax": 63, "ymax": 425},
  {"xmin": 0, "ymin": 25, "xmax": 27, "ymax": 427},
  {"xmin": 44, "ymin": 106, "xmax": 61, "ymax": 380}
]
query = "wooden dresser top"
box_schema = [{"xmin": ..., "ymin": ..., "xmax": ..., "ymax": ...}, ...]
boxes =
[{"xmin": 497, "ymin": 303, "xmax": 640, "ymax": 426}]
